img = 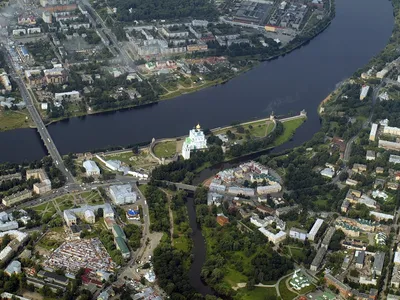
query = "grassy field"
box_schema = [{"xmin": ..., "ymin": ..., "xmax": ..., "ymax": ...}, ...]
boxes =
[
  {"xmin": 173, "ymin": 235, "xmax": 191, "ymax": 252},
  {"xmin": 80, "ymin": 190, "xmax": 104, "ymax": 204},
  {"xmin": 235, "ymin": 287, "xmax": 277, "ymax": 300},
  {"xmin": 224, "ymin": 267, "xmax": 248, "ymax": 287},
  {"xmin": 0, "ymin": 109, "xmax": 32, "ymax": 131},
  {"xmin": 153, "ymin": 141, "xmax": 177, "ymax": 158},
  {"xmin": 279, "ymin": 277, "xmax": 297, "ymax": 300},
  {"xmin": 55, "ymin": 195, "xmax": 75, "ymax": 211},
  {"xmin": 103, "ymin": 151, "xmax": 135, "ymax": 166},
  {"xmin": 102, "ymin": 149, "xmax": 159, "ymax": 171},
  {"xmin": 273, "ymin": 118, "xmax": 306, "ymax": 147},
  {"xmin": 33, "ymin": 201, "xmax": 56, "ymax": 219},
  {"xmin": 213, "ymin": 120, "xmax": 274, "ymax": 141}
]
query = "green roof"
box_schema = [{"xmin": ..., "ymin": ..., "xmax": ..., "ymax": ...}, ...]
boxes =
[
  {"xmin": 115, "ymin": 237, "xmax": 129, "ymax": 254},
  {"xmin": 113, "ymin": 224, "xmax": 126, "ymax": 239}
]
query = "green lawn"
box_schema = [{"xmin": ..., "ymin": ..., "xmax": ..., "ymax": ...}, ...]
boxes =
[
  {"xmin": 81, "ymin": 190, "xmax": 104, "ymax": 204},
  {"xmin": 224, "ymin": 267, "xmax": 248, "ymax": 287},
  {"xmin": 138, "ymin": 184, "xmax": 147, "ymax": 195},
  {"xmin": 279, "ymin": 277, "xmax": 297, "ymax": 300},
  {"xmin": 103, "ymin": 151, "xmax": 135, "ymax": 166},
  {"xmin": 273, "ymin": 118, "xmax": 306, "ymax": 147},
  {"xmin": 173, "ymin": 235, "xmax": 190, "ymax": 253},
  {"xmin": 243, "ymin": 120, "xmax": 274, "ymax": 138},
  {"xmin": 0, "ymin": 109, "xmax": 32, "ymax": 131},
  {"xmin": 153, "ymin": 141, "xmax": 177, "ymax": 158},
  {"xmin": 32, "ymin": 202, "xmax": 56, "ymax": 218},
  {"xmin": 298, "ymin": 284, "xmax": 316, "ymax": 295},
  {"xmin": 56, "ymin": 195, "xmax": 75, "ymax": 211},
  {"xmin": 289, "ymin": 247, "xmax": 306, "ymax": 262},
  {"xmin": 236, "ymin": 287, "xmax": 277, "ymax": 300}
]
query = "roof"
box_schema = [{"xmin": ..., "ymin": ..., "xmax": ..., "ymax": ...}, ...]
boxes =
[
  {"xmin": 355, "ymin": 250, "xmax": 365, "ymax": 265},
  {"xmin": 112, "ymin": 224, "xmax": 126, "ymax": 239},
  {"xmin": 373, "ymin": 252, "xmax": 385, "ymax": 273},
  {"xmin": 308, "ymin": 218, "xmax": 323, "ymax": 237},
  {"xmin": 38, "ymin": 270, "xmax": 69, "ymax": 284},
  {"xmin": 115, "ymin": 237, "xmax": 129, "ymax": 254}
]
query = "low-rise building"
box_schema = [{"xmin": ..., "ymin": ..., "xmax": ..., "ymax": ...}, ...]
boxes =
[
  {"xmin": 307, "ymin": 218, "xmax": 324, "ymax": 241},
  {"xmin": 341, "ymin": 199, "xmax": 350, "ymax": 213},
  {"xmin": 5, "ymin": 260, "xmax": 21, "ymax": 276},
  {"xmin": 366, "ymin": 150, "xmax": 376, "ymax": 161},
  {"xmin": 355, "ymin": 250, "xmax": 365, "ymax": 269},
  {"xmin": 54, "ymin": 91, "xmax": 80, "ymax": 102},
  {"xmin": 289, "ymin": 227, "xmax": 307, "ymax": 241},
  {"xmin": 310, "ymin": 247, "xmax": 326, "ymax": 271},
  {"xmin": 2, "ymin": 190, "xmax": 32, "ymax": 206},
  {"xmin": 352, "ymin": 164, "xmax": 367, "ymax": 173},
  {"xmin": 390, "ymin": 154, "xmax": 400, "ymax": 164},
  {"xmin": 258, "ymin": 227, "xmax": 286, "ymax": 244},
  {"xmin": 370, "ymin": 211, "xmax": 394, "ymax": 221},
  {"xmin": 370, "ymin": 123, "xmax": 378, "ymax": 141},
  {"xmin": 320, "ymin": 168, "xmax": 335, "ymax": 178},
  {"xmin": 345, "ymin": 179, "xmax": 358, "ymax": 186},
  {"xmin": 109, "ymin": 185, "xmax": 137, "ymax": 205},
  {"xmin": 373, "ymin": 252, "xmax": 385, "ymax": 276},
  {"xmin": 379, "ymin": 140, "xmax": 400, "ymax": 151},
  {"xmin": 83, "ymin": 160, "xmax": 100, "ymax": 176}
]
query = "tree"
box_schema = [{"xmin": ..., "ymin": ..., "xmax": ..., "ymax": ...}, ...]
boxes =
[{"xmin": 339, "ymin": 171, "xmax": 349, "ymax": 181}]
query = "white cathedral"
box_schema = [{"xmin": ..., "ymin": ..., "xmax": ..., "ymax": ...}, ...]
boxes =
[{"xmin": 182, "ymin": 124, "xmax": 208, "ymax": 160}]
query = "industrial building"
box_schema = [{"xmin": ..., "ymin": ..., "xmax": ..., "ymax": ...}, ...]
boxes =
[{"xmin": 109, "ymin": 185, "xmax": 137, "ymax": 205}]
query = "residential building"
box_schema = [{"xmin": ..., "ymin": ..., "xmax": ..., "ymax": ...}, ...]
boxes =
[
  {"xmin": 2, "ymin": 190, "xmax": 32, "ymax": 206},
  {"xmin": 360, "ymin": 85, "xmax": 370, "ymax": 100},
  {"xmin": 43, "ymin": 67, "xmax": 68, "ymax": 85},
  {"xmin": 307, "ymin": 218, "xmax": 323, "ymax": 241},
  {"xmin": 209, "ymin": 182, "xmax": 226, "ymax": 193},
  {"xmin": 0, "ymin": 70, "xmax": 11, "ymax": 91},
  {"xmin": 310, "ymin": 247, "xmax": 327, "ymax": 271},
  {"xmin": 321, "ymin": 227, "xmax": 336, "ymax": 248},
  {"xmin": 392, "ymin": 265, "xmax": 400, "ymax": 288},
  {"xmin": 27, "ymin": 169, "xmax": 52, "ymax": 195},
  {"xmin": 388, "ymin": 182, "xmax": 400, "ymax": 190},
  {"xmin": 345, "ymin": 179, "xmax": 358, "ymax": 186},
  {"xmin": 84, "ymin": 209, "xmax": 95, "ymax": 223},
  {"xmin": 376, "ymin": 167, "xmax": 384, "ymax": 174},
  {"xmin": 379, "ymin": 140, "xmax": 400, "ymax": 151},
  {"xmin": 369, "ymin": 123, "xmax": 378, "ymax": 141},
  {"xmin": 182, "ymin": 124, "xmax": 207, "ymax": 159},
  {"xmin": 25, "ymin": 69, "xmax": 43, "ymax": 86},
  {"xmin": 83, "ymin": 160, "xmax": 100, "ymax": 176},
  {"xmin": 256, "ymin": 183, "xmax": 282, "ymax": 194},
  {"xmin": 352, "ymin": 163, "xmax": 367, "ymax": 173},
  {"xmin": 370, "ymin": 211, "xmax": 394, "ymax": 221},
  {"xmin": 366, "ymin": 150, "xmax": 376, "ymax": 161},
  {"xmin": 390, "ymin": 154, "xmax": 400, "ymax": 164},
  {"xmin": 373, "ymin": 252, "xmax": 385, "ymax": 276},
  {"xmin": 324, "ymin": 273, "xmax": 352, "ymax": 298},
  {"xmin": 384, "ymin": 126, "xmax": 400, "ymax": 137},
  {"xmin": 207, "ymin": 192, "xmax": 223, "ymax": 206},
  {"xmin": 289, "ymin": 227, "xmax": 307, "ymax": 241},
  {"xmin": 228, "ymin": 186, "xmax": 255, "ymax": 196},
  {"xmin": 341, "ymin": 200, "xmax": 350, "ymax": 213},
  {"xmin": 109, "ymin": 185, "xmax": 137, "ymax": 205},
  {"xmin": 258, "ymin": 227, "xmax": 286, "ymax": 244},
  {"xmin": 0, "ymin": 293, "xmax": 30, "ymax": 300},
  {"xmin": 275, "ymin": 205, "xmax": 299, "ymax": 217},
  {"xmin": 216, "ymin": 215, "xmax": 229, "ymax": 226},
  {"xmin": 54, "ymin": 91, "xmax": 80, "ymax": 101}
]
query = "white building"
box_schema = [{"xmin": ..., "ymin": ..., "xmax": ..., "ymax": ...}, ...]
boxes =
[
  {"xmin": 346, "ymin": 179, "xmax": 358, "ymax": 186},
  {"xmin": 320, "ymin": 168, "xmax": 335, "ymax": 178},
  {"xmin": 370, "ymin": 211, "xmax": 394, "ymax": 221},
  {"xmin": 390, "ymin": 155, "xmax": 400, "ymax": 164},
  {"xmin": 258, "ymin": 227, "xmax": 286, "ymax": 244},
  {"xmin": 308, "ymin": 218, "xmax": 323, "ymax": 241},
  {"xmin": 182, "ymin": 124, "xmax": 208, "ymax": 159},
  {"xmin": 109, "ymin": 185, "xmax": 137, "ymax": 205},
  {"xmin": 83, "ymin": 160, "xmax": 100, "ymax": 176},
  {"xmin": 360, "ymin": 85, "xmax": 370, "ymax": 100},
  {"xmin": 370, "ymin": 123, "xmax": 378, "ymax": 141},
  {"xmin": 376, "ymin": 68, "xmax": 389, "ymax": 79},
  {"xmin": 209, "ymin": 182, "xmax": 226, "ymax": 193},
  {"xmin": 366, "ymin": 150, "xmax": 376, "ymax": 161},
  {"xmin": 379, "ymin": 91, "xmax": 390, "ymax": 101},
  {"xmin": 256, "ymin": 183, "xmax": 282, "ymax": 194},
  {"xmin": 5, "ymin": 261, "xmax": 21, "ymax": 276},
  {"xmin": 54, "ymin": 91, "xmax": 80, "ymax": 102},
  {"xmin": 289, "ymin": 227, "xmax": 307, "ymax": 241},
  {"xmin": 384, "ymin": 126, "xmax": 400, "ymax": 137}
]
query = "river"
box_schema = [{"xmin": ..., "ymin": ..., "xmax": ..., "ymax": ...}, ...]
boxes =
[{"xmin": 0, "ymin": 0, "xmax": 394, "ymax": 164}]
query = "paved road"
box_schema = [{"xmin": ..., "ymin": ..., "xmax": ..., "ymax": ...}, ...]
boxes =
[{"xmin": 2, "ymin": 47, "xmax": 77, "ymax": 186}]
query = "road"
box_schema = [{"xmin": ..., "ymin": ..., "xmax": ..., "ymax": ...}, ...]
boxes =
[
  {"xmin": 2, "ymin": 47, "xmax": 77, "ymax": 186},
  {"xmin": 80, "ymin": 0, "xmax": 136, "ymax": 71}
]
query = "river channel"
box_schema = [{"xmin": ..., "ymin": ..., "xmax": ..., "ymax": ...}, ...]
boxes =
[{"xmin": 0, "ymin": 0, "xmax": 394, "ymax": 164}]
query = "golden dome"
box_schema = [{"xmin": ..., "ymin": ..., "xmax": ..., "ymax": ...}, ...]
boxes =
[{"xmin": 196, "ymin": 123, "xmax": 201, "ymax": 130}]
